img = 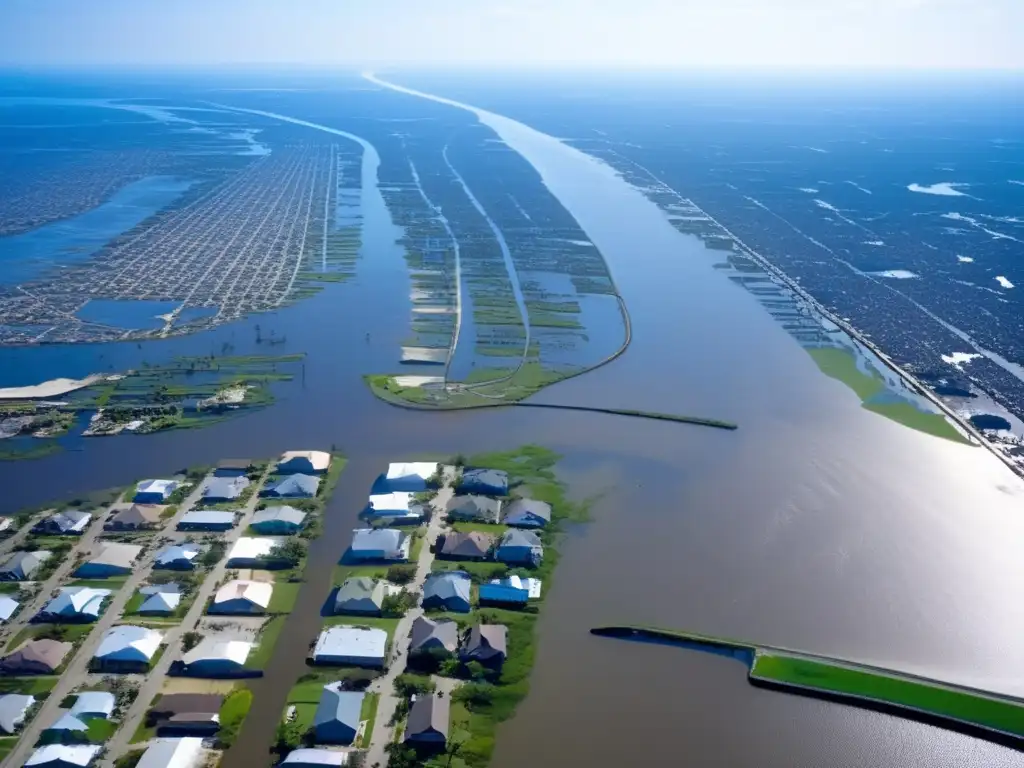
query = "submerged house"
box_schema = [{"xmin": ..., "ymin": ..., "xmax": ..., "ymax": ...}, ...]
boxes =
[
  {"xmin": 334, "ymin": 577, "xmax": 386, "ymax": 616},
  {"xmin": 133, "ymin": 479, "xmax": 179, "ymax": 504},
  {"xmin": 276, "ymin": 450, "xmax": 331, "ymax": 475},
  {"xmin": 313, "ymin": 684, "xmax": 364, "ymax": 745},
  {"xmin": 421, "ymin": 571, "xmax": 472, "ymax": 613},
  {"xmin": 459, "ymin": 468, "xmax": 508, "ymax": 496},
  {"xmin": 445, "ymin": 495, "xmax": 501, "ymax": 524},
  {"xmin": 262, "ymin": 474, "xmax": 320, "ymax": 499}
]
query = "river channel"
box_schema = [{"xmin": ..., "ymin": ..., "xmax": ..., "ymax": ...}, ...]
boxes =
[{"xmin": 3, "ymin": 80, "xmax": 1024, "ymax": 768}]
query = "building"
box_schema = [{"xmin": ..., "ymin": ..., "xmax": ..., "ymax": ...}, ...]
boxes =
[
  {"xmin": 25, "ymin": 744, "xmax": 101, "ymax": 768},
  {"xmin": 0, "ymin": 694, "xmax": 35, "ymax": 734},
  {"xmin": 364, "ymin": 492, "xmax": 423, "ymax": 525},
  {"xmin": 404, "ymin": 695, "xmax": 449, "ymax": 747},
  {"xmin": 421, "ymin": 571, "xmax": 472, "ymax": 613},
  {"xmin": 461, "ymin": 624, "xmax": 508, "ymax": 667},
  {"xmin": 0, "ymin": 595, "xmax": 18, "ymax": 622},
  {"xmin": 133, "ymin": 479, "xmax": 180, "ymax": 504},
  {"xmin": 74, "ymin": 542, "xmax": 142, "ymax": 578},
  {"xmin": 479, "ymin": 575, "xmax": 542, "ymax": 607},
  {"xmin": 105, "ymin": 503, "xmax": 164, "ymax": 531},
  {"xmin": 69, "ymin": 692, "xmax": 115, "ymax": 720},
  {"xmin": 34, "ymin": 510, "xmax": 91, "ymax": 536},
  {"xmin": 177, "ymin": 510, "xmax": 236, "ymax": 532},
  {"xmin": 39, "ymin": 587, "xmax": 111, "ymax": 622},
  {"xmin": 281, "ymin": 749, "xmax": 350, "ymax": 768},
  {"xmin": 0, "ymin": 550, "xmax": 51, "ymax": 580},
  {"xmin": 348, "ymin": 529, "xmax": 409, "ymax": 562},
  {"xmin": 371, "ymin": 462, "xmax": 439, "ymax": 493},
  {"xmin": 214, "ymin": 459, "xmax": 252, "ymax": 478},
  {"xmin": 408, "ymin": 617, "xmax": 459, "ymax": 656},
  {"xmin": 439, "ymin": 531, "xmax": 495, "ymax": 561},
  {"xmin": 154, "ymin": 543, "xmax": 202, "ymax": 570},
  {"xmin": 209, "ymin": 580, "xmax": 273, "ymax": 614},
  {"xmin": 42, "ymin": 713, "xmax": 89, "ymax": 743},
  {"xmin": 137, "ymin": 585, "xmax": 182, "ymax": 616},
  {"xmin": 445, "ymin": 495, "xmax": 502, "ymax": 524},
  {"xmin": 250, "ymin": 506, "xmax": 306, "ymax": 534},
  {"xmin": 201, "ymin": 476, "xmax": 249, "ymax": 503},
  {"xmin": 494, "ymin": 529, "xmax": 543, "ymax": 566},
  {"xmin": 502, "ymin": 498, "xmax": 552, "ymax": 528},
  {"xmin": 0, "ymin": 639, "xmax": 73, "ymax": 674},
  {"xmin": 312, "ymin": 626, "xmax": 387, "ymax": 668},
  {"xmin": 92, "ymin": 626, "xmax": 162, "ymax": 671},
  {"xmin": 276, "ymin": 450, "xmax": 331, "ymax": 474},
  {"xmin": 147, "ymin": 693, "xmax": 224, "ymax": 736},
  {"xmin": 313, "ymin": 684, "xmax": 364, "ymax": 745},
  {"xmin": 135, "ymin": 738, "xmax": 204, "ymax": 768},
  {"xmin": 333, "ymin": 577, "xmax": 385, "ymax": 616},
  {"xmin": 225, "ymin": 537, "xmax": 278, "ymax": 567},
  {"xmin": 459, "ymin": 468, "xmax": 508, "ymax": 496},
  {"xmin": 179, "ymin": 639, "xmax": 252, "ymax": 677},
  {"xmin": 262, "ymin": 474, "xmax": 320, "ymax": 499},
  {"xmin": 0, "ymin": 517, "xmax": 13, "ymax": 534}
]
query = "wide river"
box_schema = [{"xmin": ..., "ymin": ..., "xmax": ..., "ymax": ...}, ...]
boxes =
[{"xmin": 3, "ymin": 79, "xmax": 1024, "ymax": 768}]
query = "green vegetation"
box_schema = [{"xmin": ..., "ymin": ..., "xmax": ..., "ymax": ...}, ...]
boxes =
[
  {"xmin": 218, "ymin": 687, "xmax": 254, "ymax": 747},
  {"xmin": 268, "ymin": 582, "xmax": 301, "ymax": 614},
  {"xmin": 0, "ymin": 736, "xmax": 17, "ymax": 761},
  {"xmin": 0, "ymin": 677, "xmax": 58, "ymax": 695},
  {"xmin": 806, "ymin": 347, "xmax": 969, "ymax": 444},
  {"xmin": 9, "ymin": 623, "xmax": 94, "ymax": 650},
  {"xmin": 85, "ymin": 718, "xmax": 118, "ymax": 742},
  {"xmin": 359, "ymin": 692, "xmax": 379, "ymax": 747},
  {"xmin": 0, "ymin": 441, "xmax": 63, "ymax": 462},
  {"xmin": 245, "ymin": 616, "xmax": 286, "ymax": 670}
]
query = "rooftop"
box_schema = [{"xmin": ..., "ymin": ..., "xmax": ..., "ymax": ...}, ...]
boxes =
[
  {"xmin": 226, "ymin": 537, "xmax": 278, "ymax": 562},
  {"xmin": 26, "ymin": 744, "xmax": 101, "ymax": 768},
  {"xmin": 182, "ymin": 639, "xmax": 252, "ymax": 667},
  {"xmin": 135, "ymin": 737, "xmax": 204, "ymax": 768},
  {"xmin": 314, "ymin": 626, "xmax": 387, "ymax": 660},
  {"xmin": 94, "ymin": 625, "xmax": 162, "ymax": 662},
  {"xmin": 212, "ymin": 580, "xmax": 273, "ymax": 609}
]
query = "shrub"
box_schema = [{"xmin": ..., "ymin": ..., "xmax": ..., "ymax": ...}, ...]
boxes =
[
  {"xmin": 454, "ymin": 683, "xmax": 496, "ymax": 710},
  {"xmin": 182, "ymin": 631, "xmax": 202, "ymax": 652},
  {"xmin": 386, "ymin": 564, "xmax": 416, "ymax": 585}
]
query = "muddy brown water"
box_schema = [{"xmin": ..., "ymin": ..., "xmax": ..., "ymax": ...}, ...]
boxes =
[{"xmin": 2, "ymin": 90, "xmax": 1024, "ymax": 768}]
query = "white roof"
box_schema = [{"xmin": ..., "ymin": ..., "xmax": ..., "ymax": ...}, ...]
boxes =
[
  {"xmin": 137, "ymin": 479, "xmax": 178, "ymax": 494},
  {"xmin": 385, "ymin": 462, "xmax": 437, "ymax": 481},
  {"xmin": 314, "ymin": 626, "xmax": 387, "ymax": 660},
  {"xmin": 282, "ymin": 749, "xmax": 349, "ymax": 767},
  {"xmin": 251, "ymin": 506, "xmax": 306, "ymax": 526},
  {"xmin": 490, "ymin": 575, "xmax": 543, "ymax": 599},
  {"xmin": 0, "ymin": 596, "xmax": 18, "ymax": 622},
  {"xmin": 86, "ymin": 542, "xmax": 142, "ymax": 568},
  {"xmin": 69, "ymin": 691, "xmax": 116, "ymax": 719},
  {"xmin": 278, "ymin": 450, "xmax": 331, "ymax": 471},
  {"xmin": 44, "ymin": 587, "xmax": 111, "ymax": 617},
  {"xmin": 139, "ymin": 591, "xmax": 181, "ymax": 614},
  {"xmin": 227, "ymin": 537, "xmax": 277, "ymax": 562},
  {"xmin": 26, "ymin": 745, "xmax": 101, "ymax": 768},
  {"xmin": 180, "ymin": 510, "xmax": 236, "ymax": 525},
  {"xmin": 155, "ymin": 543, "xmax": 201, "ymax": 565},
  {"xmin": 0, "ymin": 518, "xmax": 14, "ymax": 532},
  {"xmin": 94, "ymin": 625, "xmax": 162, "ymax": 662},
  {"xmin": 213, "ymin": 580, "xmax": 273, "ymax": 609},
  {"xmin": 182, "ymin": 639, "xmax": 252, "ymax": 667},
  {"xmin": 136, "ymin": 737, "xmax": 204, "ymax": 768},
  {"xmin": 368, "ymin": 492, "xmax": 413, "ymax": 513}
]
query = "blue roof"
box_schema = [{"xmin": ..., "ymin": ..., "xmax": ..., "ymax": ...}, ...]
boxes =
[
  {"xmin": 478, "ymin": 583, "xmax": 528, "ymax": 603},
  {"xmin": 265, "ymin": 474, "xmax": 320, "ymax": 497},
  {"xmin": 423, "ymin": 571, "xmax": 472, "ymax": 604},
  {"xmin": 462, "ymin": 468, "xmax": 508, "ymax": 491}
]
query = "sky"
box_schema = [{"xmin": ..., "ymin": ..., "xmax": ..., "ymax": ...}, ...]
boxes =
[{"xmin": 0, "ymin": 0, "xmax": 1021, "ymax": 71}]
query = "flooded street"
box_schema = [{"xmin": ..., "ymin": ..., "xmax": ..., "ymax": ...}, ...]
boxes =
[{"xmin": 4, "ymin": 83, "xmax": 1024, "ymax": 768}]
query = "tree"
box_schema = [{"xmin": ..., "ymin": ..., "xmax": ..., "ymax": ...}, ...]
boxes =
[
  {"xmin": 182, "ymin": 631, "xmax": 202, "ymax": 652},
  {"xmin": 272, "ymin": 538, "xmax": 307, "ymax": 568},
  {"xmin": 386, "ymin": 564, "xmax": 416, "ymax": 585},
  {"xmin": 454, "ymin": 682, "xmax": 495, "ymax": 710},
  {"xmin": 383, "ymin": 744, "xmax": 418, "ymax": 768}
]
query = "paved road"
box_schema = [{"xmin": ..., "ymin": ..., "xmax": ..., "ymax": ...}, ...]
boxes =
[
  {"xmin": 99, "ymin": 467, "xmax": 272, "ymax": 767},
  {"xmin": 0, "ymin": 508, "xmax": 52, "ymax": 560},
  {"xmin": 363, "ymin": 470, "xmax": 454, "ymax": 768}
]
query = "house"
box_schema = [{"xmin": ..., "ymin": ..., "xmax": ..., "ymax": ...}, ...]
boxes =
[
  {"xmin": 262, "ymin": 474, "xmax": 320, "ymax": 499},
  {"xmin": 0, "ymin": 694, "xmax": 35, "ymax": 734},
  {"xmin": 137, "ymin": 584, "xmax": 182, "ymax": 616},
  {"xmin": 179, "ymin": 639, "xmax": 252, "ymax": 677},
  {"xmin": 445, "ymin": 495, "xmax": 501, "ymax": 524},
  {"xmin": 0, "ymin": 550, "xmax": 51, "ymax": 580},
  {"xmin": 364, "ymin": 493, "xmax": 423, "ymax": 525},
  {"xmin": 201, "ymin": 476, "xmax": 249, "ymax": 503},
  {"xmin": 25, "ymin": 744, "xmax": 101, "ymax": 768},
  {"xmin": 439, "ymin": 531, "xmax": 495, "ymax": 561},
  {"xmin": 371, "ymin": 462, "xmax": 439, "ymax": 493},
  {"xmin": 494, "ymin": 529, "xmax": 543, "ymax": 566},
  {"xmin": 41, "ymin": 713, "xmax": 88, "ymax": 743},
  {"xmin": 333, "ymin": 578, "xmax": 385, "ymax": 616},
  {"xmin": 69, "ymin": 692, "xmax": 115, "ymax": 720},
  {"xmin": 147, "ymin": 693, "xmax": 224, "ymax": 735},
  {"xmin": 348, "ymin": 529, "xmax": 409, "ymax": 562},
  {"xmin": 0, "ymin": 595, "xmax": 19, "ymax": 622},
  {"xmin": 0, "ymin": 517, "xmax": 14, "ymax": 534},
  {"xmin": 276, "ymin": 450, "xmax": 331, "ymax": 474},
  {"xmin": 177, "ymin": 510, "xmax": 236, "ymax": 532},
  {"xmin": 74, "ymin": 542, "xmax": 142, "ymax": 578},
  {"xmin": 408, "ymin": 617, "xmax": 459, "ymax": 656},
  {"xmin": 39, "ymin": 587, "xmax": 111, "ymax": 622},
  {"xmin": 250, "ymin": 506, "xmax": 306, "ymax": 534},
  {"xmin": 133, "ymin": 479, "xmax": 180, "ymax": 504},
  {"xmin": 105, "ymin": 504, "xmax": 164, "ymax": 531},
  {"xmin": 135, "ymin": 738, "xmax": 204, "ymax": 768},
  {"xmin": 312, "ymin": 626, "xmax": 387, "ymax": 668},
  {"xmin": 459, "ymin": 468, "xmax": 508, "ymax": 496},
  {"xmin": 479, "ymin": 575, "xmax": 542, "ymax": 607},
  {"xmin": 0, "ymin": 639, "xmax": 73, "ymax": 674},
  {"xmin": 502, "ymin": 498, "xmax": 552, "ymax": 528},
  {"xmin": 313, "ymin": 684, "xmax": 364, "ymax": 745},
  {"xmin": 92, "ymin": 626, "xmax": 162, "ymax": 671},
  {"xmin": 154, "ymin": 543, "xmax": 202, "ymax": 570},
  {"xmin": 209, "ymin": 580, "xmax": 273, "ymax": 614},
  {"xmin": 34, "ymin": 510, "xmax": 91, "ymax": 536},
  {"xmin": 421, "ymin": 571, "xmax": 471, "ymax": 613},
  {"xmin": 461, "ymin": 624, "xmax": 508, "ymax": 667},
  {"xmin": 404, "ymin": 695, "xmax": 449, "ymax": 747},
  {"xmin": 225, "ymin": 537, "xmax": 279, "ymax": 567},
  {"xmin": 214, "ymin": 459, "xmax": 252, "ymax": 478},
  {"xmin": 281, "ymin": 749, "xmax": 350, "ymax": 768}
]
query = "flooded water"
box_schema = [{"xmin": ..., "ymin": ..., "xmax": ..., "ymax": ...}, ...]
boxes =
[{"xmin": 4, "ymin": 83, "xmax": 1024, "ymax": 768}]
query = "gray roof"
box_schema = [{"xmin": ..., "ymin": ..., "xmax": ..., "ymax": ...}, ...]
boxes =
[
  {"xmin": 0, "ymin": 694, "xmax": 35, "ymax": 734},
  {"xmin": 202, "ymin": 476, "xmax": 249, "ymax": 500},
  {"xmin": 0, "ymin": 639, "xmax": 73, "ymax": 673},
  {"xmin": 281, "ymin": 749, "xmax": 349, "ymax": 767},
  {"xmin": 335, "ymin": 578, "xmax": 385, "ymax": 608},
  {"xmin": 69, "ymin": 691, "xmax": 115, "ymax": 719},
  {"xmin": 135, "ymin": 738, "xmax": 204, "ymax": 768},
  {"xmin": 106, "ymin": 504, "xmax": 163, "ymax": 528},
  {"xmin": 82, "ymin": 542, "xmax": 142, "ymax": 569},
  {"xmin": 40, "ymin": 510, "xmax": 91, "ymax": 533},
  {"xmin": 422, "ymin": 571, "xmax": 471, "ymax": 604},
  {"xmin": 138, "ymin": 592, "xmax": 181, "ymax": 614},
  {"xmin": 350, "ymin": 528, "xmax": 405, "ymax": 553},
  {"xmin": 313, "ymin": 684, "xmax": 364, "ymax": 731},
  {"xmin": 503, "ymin": 498, "xmax": 552, "ymax": 525},
  {"xmin": 409, "ymin": 617, "xmax": 459, "ymax": 653},
  {"xmin": 405, "ymin": 695, "xmax": 449, "ymax": 741},
  {"xmin": 154, "ymin": 543, "xmax": 201, "ymax": 567},
  {"xmin": 26, "ymin": 745, "xmax": 101, "ymax": 768},
  {"xmin": 464, "ymin": 624, "xmax": 508, "ymax": 658},
  {"xmin": 0, "ymin": 596, "xmax": 19, "ymax": 622},
  {"xmin": 499, "ymin": 529, "xmax": 542, "ymax": 549},
  {"xmin": 41, "ymin": 587, "xmax": 111, "ymax": 619},
  {"xmin": 46, "ymin": 713, "xmax": 88, "ymax": 734},
  {"xmin": 445, "ymin": 495, "xmax": 501, "ymax": 521},
  {"xmin": 440, "ymin": 531, "xmax": 495, "ymax": 559},
  {"xmin": 264, "ymin": 474, "xmax": 320, "ymax": 497},
  {"xmin": 462, "ymin": 468, "xmax": 508, "ymax": 490},
  {"xmin": 179, "ymin": 510, "xmax": 236, "ymax": 526},
  {"xmin": 251, "ymin": 506, "xmax": 306, "ymax": 527},
  {"xmin": 1, "ymin": 550, "xmax": 51, "ymax": 579}
]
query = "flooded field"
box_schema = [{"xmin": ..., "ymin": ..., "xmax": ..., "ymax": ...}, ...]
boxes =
[{"xmin": 2, "ymin": 75, "xmax": 1024, "ymax": 768}]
